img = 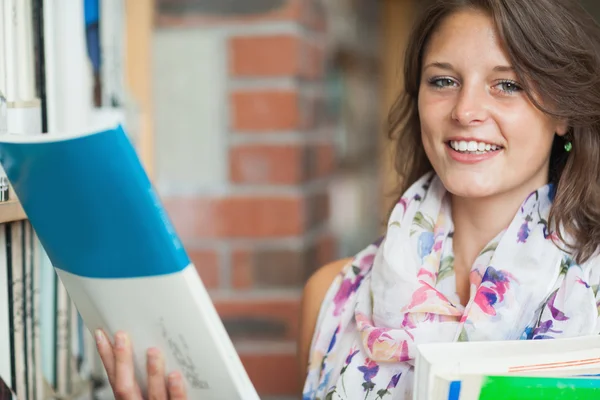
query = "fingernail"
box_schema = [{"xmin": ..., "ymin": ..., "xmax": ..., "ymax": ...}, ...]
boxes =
[
  {"xmin": 115, "ymin": 332, "xmax": 127, "ymax": 349},
  {"xmin": 168, "ymin": 372, "xmax": 181, "ymax": 390},
  {"xmin": 94, "ymin": 329, "xmax": 104, "ymax": 345},
  {"xmin": 147, "ymin": 348, "xmax": 159, "ymax": 370}
]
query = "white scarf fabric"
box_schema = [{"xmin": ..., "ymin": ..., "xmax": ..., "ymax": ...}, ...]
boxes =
[{"xmin": 302, "ymin": 172, "xmax": 600, "ymax": 399}]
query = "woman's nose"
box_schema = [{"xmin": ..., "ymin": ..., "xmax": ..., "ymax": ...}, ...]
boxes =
[{"xmin": 451, "ymin": 85, "xmax": 489, "ymax": 126}]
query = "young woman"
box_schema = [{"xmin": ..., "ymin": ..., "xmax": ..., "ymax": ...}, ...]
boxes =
[{"xmin": 94, "ymin": 0, "xmax": 600, "ymax": 398}]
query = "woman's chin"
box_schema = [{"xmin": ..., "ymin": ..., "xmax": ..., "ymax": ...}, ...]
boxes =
[{"xmin": 439, "ymin": 174, "xmax": 499, "ymax": 199}]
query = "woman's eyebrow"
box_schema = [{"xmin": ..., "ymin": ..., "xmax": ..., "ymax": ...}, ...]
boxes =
[
  {"xmin": 423, "ymin": 61, "xmax": 454, "ymax": 72},
  {"xmin": 493, "ymin": 65, "xmax": 515, "ymax": 72},
  {"xmin": 423, "ymin": 62, "xmax": 515, "ymax": 73}
]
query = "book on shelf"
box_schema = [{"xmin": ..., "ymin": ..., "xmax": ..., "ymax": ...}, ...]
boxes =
[
  {"xmin": 414, "ymin": 334, "xmax": 600, "ymax": 400},
  {"xmin": 0, "ymin": 116, "xmax": 260, "ymax": 400}
]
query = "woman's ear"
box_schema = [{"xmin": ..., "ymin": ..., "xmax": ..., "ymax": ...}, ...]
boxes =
[{"xmin": 555, "ymin": 119, "xmax": 569, "ymax": 136}]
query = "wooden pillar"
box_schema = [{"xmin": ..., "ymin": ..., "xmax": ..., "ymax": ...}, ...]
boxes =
[
  {"xmin": 124, "ymin": 0, "xmax": 155, "ymax": 179},
  {"xmin": 379, "ymin": 0, "xmax": 417, "ymax": 225}
]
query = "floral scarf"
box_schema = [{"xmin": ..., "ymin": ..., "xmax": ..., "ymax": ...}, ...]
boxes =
[{"xmin": 302, "ymin": 172, "xmax": 600, "ymax": 400}]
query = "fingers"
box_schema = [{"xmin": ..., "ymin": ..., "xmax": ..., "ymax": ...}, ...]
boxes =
[
  {"xmin": 95, "ymin": 329, "xmax": 116, "ymax": 387},
  {"xmin": 167, "ymin": 371, "xmax": 187, "ymax": 400},
  {"xmin": 112, "ymin": 331, "xmax": 142, "ymax": 400},
  {"xmin": 146, "ymin": 348, "xmax": 168, "ymax": 400}
]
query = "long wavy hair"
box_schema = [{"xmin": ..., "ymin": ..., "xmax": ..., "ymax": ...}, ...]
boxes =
[{"xmin": 388, "ymin": 0, "xmax": 600, "ymax": 264}]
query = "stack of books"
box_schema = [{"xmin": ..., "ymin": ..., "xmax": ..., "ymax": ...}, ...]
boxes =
[{"xmin": 414, "ymin": 335, "xmax": 600, "ymax": 399}]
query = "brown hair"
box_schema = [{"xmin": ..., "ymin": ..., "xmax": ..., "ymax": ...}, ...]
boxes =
[{"xmin": 388, "ymin": 0, "xmax": 600, "ymax": 264}]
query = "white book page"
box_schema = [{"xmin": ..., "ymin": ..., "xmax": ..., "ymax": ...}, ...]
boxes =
[
  {"xmin": 0, "ymin": 224, "xmax": 11, "ymax": 388},
  {"xmin": 56, "ymin": 265, "xmax": 260, "ymax": 400}
]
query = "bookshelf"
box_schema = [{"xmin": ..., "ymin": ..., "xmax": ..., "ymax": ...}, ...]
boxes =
[{"xmin": 0, "ymin": 1, "xmax": 134, "ymax": 399}]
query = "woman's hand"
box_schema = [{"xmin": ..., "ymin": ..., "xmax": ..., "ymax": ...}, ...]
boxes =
[{"xmin": 95, "ymin": 329, "xmax": 187, "ymax": 400}]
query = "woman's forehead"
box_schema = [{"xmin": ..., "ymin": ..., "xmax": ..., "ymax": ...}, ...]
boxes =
[{"xmin": 423, "ymin": 9, "xmax": 511, "ymax": 68}]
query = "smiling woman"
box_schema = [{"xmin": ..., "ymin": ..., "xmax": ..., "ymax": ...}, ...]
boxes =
[{"xmin": 299, "ymin": 0, "xmax": 600, "ymax": 399}]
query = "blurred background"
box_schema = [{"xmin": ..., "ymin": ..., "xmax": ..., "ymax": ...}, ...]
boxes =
[
  {"xmin": 126, "ymin": 0, "xmax": 417, "ymax": 398},
  {"xmin": 145, "ymin": 0, "xmax": 415, "ymax": 398}
]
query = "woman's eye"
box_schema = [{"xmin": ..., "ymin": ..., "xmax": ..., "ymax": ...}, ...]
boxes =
[
  {"xmin": 496, "ymin": 80, "xmax": 522, "ymax": 94},
  {"xmin": 430, "ymin": 78, "xmax": 456, "ymax": 88}
]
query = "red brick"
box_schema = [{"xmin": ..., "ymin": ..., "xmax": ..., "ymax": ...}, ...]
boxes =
[
  {"xmin": 231, "ymin": 250, "xmax": 253, "ymax": 289},
  {"xmin": 306, "ymin": 43, "xmax": 325, "ymax": 80},
  {"xmin": 188, "ymin": 249, "xmax": 220, "ymax": 289},
  {"xmin": 315, "ymin": 234, "xmax": 337, "ymax": 267},
  {"xmin": 314, "ymin": 143, "xmax": 335, "ymax": 178},
  {"xmin": 306, "ymin": 191, "xmax": 330, "ymax": 227},
  {"xmin": 229, "ymin": 144, "xmax": 305, "ymax": 184},
  {"xmin": 230, "ymin": 35, "xmax": 301, "ymax": 77},
  {"xmin": 164, "ymin": 195, "xmax": 306, "ymax": 239},
  {"xmin": 219, "ymin": 196, "xmax": 305, "ymax": 237},
  {"xmin": 231, "ymin": 247, "xmax": 306, "ymax": 289},
  {"xmin": 155, "ymin": 0, "xmax": 303, "ymax": 28},
  {"xmin": 231, "ymin": 90, "xmax": 300, "ymax": 132},
  {"xmin": 214, "ymin": 298, "xmax": 300, "ymax": 341},
  {"xmin": 240, "ymin": 352, "xmax": 300, "ymax": 396}
]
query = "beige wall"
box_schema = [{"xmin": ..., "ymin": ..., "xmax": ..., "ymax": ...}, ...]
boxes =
[
  {"xmin": 379, "ymin": 0, "xmax": 417, "ymax": 225},
  {"xmin": 124, "ymin": 0, "xmax": 155, "ymax": 179}
]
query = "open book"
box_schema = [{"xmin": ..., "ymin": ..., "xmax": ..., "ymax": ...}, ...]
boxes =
[
  {"xmin": 413, "ymin": 335, "xmax": 600, "ymax": 400},
  {"xmin": 0, "ymin": 118, "xmax": 260, "ymax": 399}
]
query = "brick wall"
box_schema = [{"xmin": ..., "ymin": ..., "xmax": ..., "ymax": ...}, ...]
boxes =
[{"xmin": 154, "ymin": 1, "xmax": 336, "ymax": 397}]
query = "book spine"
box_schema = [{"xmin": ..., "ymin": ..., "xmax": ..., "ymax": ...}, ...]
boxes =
[
  {"xmin": 31, "ymin": 229, "xmax": 43, "ymax": 400},
  {"xmin": 55, "ymin": 280, "xmax": 71, "ymax": 395},
  {"xmin": 24, "ymin": 222, "xmax": 35, "ymax": 400},
  {"xmin": 0, "ymin": 221, "xmax": 11, "ymax": 397},
  {"xmin": 8, "ymin": 222, "xmax": 27, "ymax": 399},
  {"xmin": 477, "ymin": 375, "xmax": 600, "ymax": 400}
]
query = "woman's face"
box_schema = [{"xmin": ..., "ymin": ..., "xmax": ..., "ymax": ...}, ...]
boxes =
[{"xmin": 418, "ymin": 9, "xmax": 568, "ymax": 201}]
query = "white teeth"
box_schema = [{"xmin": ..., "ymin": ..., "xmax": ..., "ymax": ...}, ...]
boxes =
[{"xmin": 449, "ymin": 140, "xmax": 501, "ymax": 153}]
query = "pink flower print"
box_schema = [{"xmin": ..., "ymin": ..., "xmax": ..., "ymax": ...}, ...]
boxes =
[
  {"xmin": 333, "ymin": 274, "xmax": 364, "ymax": 316},
  {"xmin": 401, "ymin": 313, "xmax": 416, "ymax": 329},
  {"xmin": 365, "ymin": 327, "xmax": 393, "ymax": 353},
  {"xmin": 359, "ymin": 253, "xmax": 375, "ymax": 271},
  {"xmin": 417, "ymin": 267, "xmax": 435, "ymax": 281},
  {"xmin": 405, "ymin": 281, "xmax": 458, "ymax": 314},
  {"xmin": 393, "ymin": 341, "xmax": 411, "ymax": 362},
  {"xmin": 473, "ymin": 267, "xmax": 514, "ymax": 316}
]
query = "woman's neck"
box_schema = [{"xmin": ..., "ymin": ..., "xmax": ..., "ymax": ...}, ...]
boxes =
[{"xmin": 450, "ymin": 191, "xmax": 526, "ymax": 272}]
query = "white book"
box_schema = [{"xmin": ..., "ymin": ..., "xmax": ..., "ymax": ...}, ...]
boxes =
[
  {"xmin": 414, "ymin": 335, "xmax": 600, "ymax": 400},
  {"xmin": 0, "ymin": 118, "xmax": 260, "ymax": 399}
]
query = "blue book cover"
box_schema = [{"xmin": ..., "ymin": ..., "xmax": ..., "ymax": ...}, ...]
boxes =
[{"xmin": 0, "ymin": 122, "xmax": 259, "ymax": 400}]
